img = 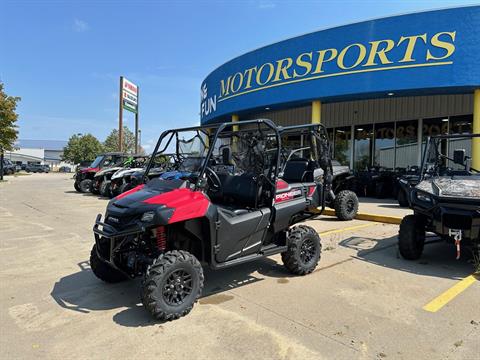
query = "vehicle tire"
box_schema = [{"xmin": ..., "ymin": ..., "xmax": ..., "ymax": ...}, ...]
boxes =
[
  {"xmin": 282, "ymin": 225, "xmax": 322, "ymax": 275},
  {"xmin": 74, "ymin": 181, "xmax": 81, "ymax": 192},
  {"xmin": 90, "ymin": 244, "xmax": 127, "ymax": 283},
  {"xmin": 142, "ymin": 250, "xmax": 204, "ymax": 321},
  {"xmin": 100, "ymin": 181, "xmax": 110, "ymax": 197},
  {"xmin": 334, "ymin": 190, "xmax": 359, "ymax": 221},
  {"xmin": 397, "ymin": 189, "xmax": 409, "ymax": 207},
  {"xmin": 79, "ymin": 179, "xmax": 93, "ymax": 193},
  {"xmin": 398, "ymin": 214, "xmax": 425, "ymax": 260},
  {"xmin": 118, "ymin": 182, "xmax": 133, "ymax": 194}
]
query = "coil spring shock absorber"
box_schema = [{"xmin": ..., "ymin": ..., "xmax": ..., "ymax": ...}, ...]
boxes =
[{"xmin": 155, "ymin": 226, "xmax": 167, "ymax": 251}]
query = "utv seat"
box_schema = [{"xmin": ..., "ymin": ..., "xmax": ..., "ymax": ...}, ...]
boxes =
[
  {"xmin": 213, "ymin": 174, "xmax": 260, "ymax": 212},
  {"xmin": 282, "ymin": 159, "xmax": 315, "ymax": 183}
]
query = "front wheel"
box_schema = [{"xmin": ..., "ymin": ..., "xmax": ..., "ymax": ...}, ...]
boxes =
[
  {"xmin": 100, "ymin": 181, "xmax": 110, "ymax": 197},
  {"xmin": 90, "ymin": 244, "xmax": 128, "ymax": 283},
  {"xmin": 397, "ymin": 189, "xmax": 409, "ymax": 207},
  {"xmin": 118, "ymin": 182, "xmax": 133, "ymax": 194},
  {"xmin": 282, "ymin": 225, "xmax": 322, "ymax": 275},
  {"xmin": 79, "ymin": 179, "xmax": 93, "ymax": 193},
  {"xmin": 398, "ymin": 214, "xmax": 425, "ymax": 260},
  {"xmin": 334, "ymin": 190, "xmax": 359, "ymax": 221},
  {"xmin": 142, "ymin": 250, "xmax": 204, "ymax": 321},
  {"xmin": 74, "ymin": 181, "xmax": 81, "ymax": 192}
]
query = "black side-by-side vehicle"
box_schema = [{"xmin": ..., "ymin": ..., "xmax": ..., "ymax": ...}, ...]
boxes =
[{"xmin": 398, "ymin": 134, "xmax": 480, "ymax": 265}]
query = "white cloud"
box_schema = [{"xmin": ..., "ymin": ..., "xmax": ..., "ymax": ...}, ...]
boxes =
[
  {"xmin": 73, "ymin": 19, "xmax": 89, "ymax": 32},
  {"xmin": 258, "ymin": 0, "xmax": 276, "ymax": 9}
]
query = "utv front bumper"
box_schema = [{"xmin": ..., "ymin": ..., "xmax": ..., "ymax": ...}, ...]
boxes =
[{"xmin": 92, "ymin": 214, "xmax": 143, "ymax": 269}]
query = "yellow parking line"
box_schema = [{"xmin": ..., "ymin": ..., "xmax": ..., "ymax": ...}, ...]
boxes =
[
  {"xmin": 320, "ymin": 209, "xmax": 403, "ymax": 225},
  {"xmin": 319, "ymin": 222, "xmax": 379, "ymax": 236},
  {"xmin": 423, "ymin": 275, "xmax": 478, "ymax": 313}
]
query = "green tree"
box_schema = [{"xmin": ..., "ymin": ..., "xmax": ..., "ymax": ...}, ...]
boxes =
[
  {"xmin": 62, "ymin": 133, "xmax": 104, "ymax": 164},
  {"xmin": 103, "ymin": 126, "xmax": 136, "ymax": 153},
  {"xmin": 0, "ymin": 82, "xmax": 20, "ymax": 151}
]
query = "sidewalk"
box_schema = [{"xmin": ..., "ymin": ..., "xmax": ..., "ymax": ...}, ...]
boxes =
[{"xmin": 358, "ymin": 197, "xmax": 413, "ymax": 218}]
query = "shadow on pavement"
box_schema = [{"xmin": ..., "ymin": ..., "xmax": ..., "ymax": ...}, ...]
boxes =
[
  {"xmin": 339, "ymin": 234, "xmax": 475, "ymax": 280},
  {"xmin": 51, "ymin": 256, "xmax": 289, "ymax": 327}
]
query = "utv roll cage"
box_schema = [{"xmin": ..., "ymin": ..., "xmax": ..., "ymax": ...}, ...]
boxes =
[{"xmin": 420, "ymin": 134, "xmax": 480, "ymax": 180}]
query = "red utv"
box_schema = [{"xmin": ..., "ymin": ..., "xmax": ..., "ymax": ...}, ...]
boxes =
[{"xmin": 91, "ymin": 120, "xmax": 349, "ymax": 320}]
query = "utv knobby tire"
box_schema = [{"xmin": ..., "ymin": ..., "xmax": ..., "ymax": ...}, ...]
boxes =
[
  {"xmin": 398, "ymin": 214, "xmax": 425, "ymax": 260},
  {"xmin": 90, "ymin": 244, "xmax": 128, "ymax": 283},
  {"xmin": 100, "ymin": 181, "xmax": 110, "ymax": 197},
  {"xmin": 142, "ymin": 250, "xmax": 204, "ymax": 321},
  {"xmin": 74, "ymin": 181, "xmax": 81, "ymax": 192},
  {"xmin": 334, "ymin": 190, "xmax": 359, "ymax": 221},
  {"xmin": 397, "ymin": 189, "xmax": 409, "ymax": 207},
  {"xmin": 79, "ymin": 179, "xmax": 93, "ymax": 193},
  {"xmin": 282, "ymin": 225, "xmax": 322, "ymax": 275}
]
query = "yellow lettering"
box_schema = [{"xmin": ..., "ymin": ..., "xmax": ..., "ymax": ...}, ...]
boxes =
[
  {"xmin": 337, "ymin": 44, "xmax": 366, "ymax": 70},
  {"xmin": 220, "ymin": 76, "xmax": 232, "ymax": 97},
  {"xmin": 312, "ymin": 49, "xmax": 337, "ymax": 74},
  {"xmin": 426, "ymin": 31, "xmax": 456, "ymax": 60},
  {"xmin": 364, "ymin": 39, "xmax": 395, "ymax": 66},
  {"xmin": 243, "ymin": 67, "xmax": 257, "ymax": 89},
  {"xmin": 273, "ymin": 57, "xmax": 293, "ymax": 82},
  {"xmin": 230, "ymin": 72, "xmax": 244, "ymax": 93},
  {"xmin": 293, "ymin": 52, "xmax": 313, "ymax": 78},
  {"xmin": 256, "ymin": 62, "xmax": 275, "ymax": 86},
  {"xmin": 397, "ymin": 34, "xmax": 427, "ymax": 62}
]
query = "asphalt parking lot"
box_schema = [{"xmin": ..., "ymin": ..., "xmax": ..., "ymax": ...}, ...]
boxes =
[{"xmin": 1, "ymin": 173, "xmax": 478, "ymax": 359}]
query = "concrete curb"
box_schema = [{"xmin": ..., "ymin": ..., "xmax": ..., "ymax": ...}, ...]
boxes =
[{"xmin": 321, "ymin": 208, "xmax": 403, "ymax": 225}]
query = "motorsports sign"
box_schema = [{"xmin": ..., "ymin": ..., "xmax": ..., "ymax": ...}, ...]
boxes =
[
  {"xmin": 200, "ymin": 6, "xmax": 480, "ymax": 123},
  {"xmin": 122, "ymin": 78, "xmax": 138, "ymax": 114}
]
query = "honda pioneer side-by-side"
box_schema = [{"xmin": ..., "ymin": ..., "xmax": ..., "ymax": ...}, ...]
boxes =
[
  {"xmin": 74, "ymin": 152, "xmax": 128, "ymax": 193},
  {"xmin": 398, "ymin": 134, "xmax": 480, "ymax": 266},
  {"xmin": 91, "ymin": 120, "xmax": 349, "ymax": 320}
]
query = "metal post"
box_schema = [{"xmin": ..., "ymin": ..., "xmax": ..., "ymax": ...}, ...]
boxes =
[
  {"xmin": 119, "ymin": 76, "xmax": 124, "ymax": 152},
  {"xmin": 311, "ymin": 100, "xmax": 321, "ymax": 124},
  {"xmin": 135, "ymin": 86, "xmax": 139, "ymax": 154},
  {"xmin": 473, "ymin": 89, "xmax": 480, "ymax": 170},
  {"xmin": 138, "ymin": 129, "xmax": 142, "ymax": 152},
  {"xmin": 417, "ymin": 118, "xmax": 423, "ymax": 166}
]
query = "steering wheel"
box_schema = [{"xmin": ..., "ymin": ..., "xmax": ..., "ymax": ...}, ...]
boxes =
[{"xmin": 205, "ymin": 167, "xmax": 222, "ymax": 193}]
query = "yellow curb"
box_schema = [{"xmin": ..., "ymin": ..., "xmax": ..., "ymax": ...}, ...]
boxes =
[
  {"xmin": 321, "ymin": 208, "xmax": 402, "ymax": 225},
  {"xmin": 319, "ymin": 222, "xmax": 379, "ymax": 236},
  {"xmin": 423, "ymin": 275, "xmax": 478, "ymax": 313}
]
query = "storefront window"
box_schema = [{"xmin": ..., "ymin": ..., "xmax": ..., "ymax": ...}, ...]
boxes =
[
  {"xmin": 374, "ymin": 122, "xmax": 395, "ymax": 169},
  {"xmin": 354, "ymin": 124, "xmax": 373, "ymax": 170},
  {"xmin": 448, "ymin": 114, "xmax": 473, "ymax": 169},
  {"xmin": 396, "ymin": 120, "xmax": 418, "ymax": 169},
  {"xmin": 423, "ymin": 117, "xmax": 448, "ymax": 167},
  {"xmin": 334, "ymin": 127, "xmax": 351, "ymax": 166}
]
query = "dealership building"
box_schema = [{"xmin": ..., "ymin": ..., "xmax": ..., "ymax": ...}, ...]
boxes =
[{"xmin": 200, "ymin": 6, "xmax": 480, "ymax": 171}]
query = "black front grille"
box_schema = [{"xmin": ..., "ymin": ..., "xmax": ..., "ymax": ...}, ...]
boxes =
[{"xmin": 443, "ymin": 214, "xmax": 472, "ymax": 230}]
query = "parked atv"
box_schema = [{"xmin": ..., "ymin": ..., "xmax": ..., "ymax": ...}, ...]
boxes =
[
  {"xmin": 74, "ymin": 153, "xmax": 128, "ymax": 193},
  {"xmin": 278, "ymin": 124, "xmax": 359, "ymax": 220},
  {"xmin": 398, "ymin": 134, "xmax": 480, "ymax": 265},
  {"xmin": 93, "ymin": 155, "xmax": 147, "ymax": 197},
  {"xmin": 91, "ymin": 120, "xmax": 328, "ymax": 320}
]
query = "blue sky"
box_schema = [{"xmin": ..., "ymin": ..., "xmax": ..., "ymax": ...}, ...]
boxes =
[{"xmin": 1, "ymin": 0, "xmax": 477, "ymax": 152}]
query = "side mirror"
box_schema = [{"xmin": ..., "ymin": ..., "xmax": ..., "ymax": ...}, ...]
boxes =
[{"xmin": 453, "ymin": 149, "xmax": 465, "ymax": 165}]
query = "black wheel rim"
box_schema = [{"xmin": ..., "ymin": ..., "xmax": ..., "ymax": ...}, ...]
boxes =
[
  {"xmin": 346, "ymin": 199, "xmax": 355, "ymax": 213},
  {"xmin": 162, "ymin": 269, "xmax": 193, "ymax": 306},
  {"xmin": 299, "ymin": 238, "xmax": 316, "ymax": 265}
]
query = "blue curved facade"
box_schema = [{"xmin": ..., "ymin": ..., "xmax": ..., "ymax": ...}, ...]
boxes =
[{"xmin": 200, "ymin": 6, "xmax": 480, "ymax": 124}]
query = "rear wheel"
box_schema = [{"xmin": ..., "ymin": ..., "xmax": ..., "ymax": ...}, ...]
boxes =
[
  {"xmin": 282, "ymin": 225, "xmax": 321, "ymax": 275},
  {"xmin": 79, "ymin": 179, "xmax": 93, "ymax": 193},
  {"xmin": 74, "ymin": 181, "xmax": 81, "ymax": 192},
  {"xmin": 398, "ymin": 214, "xmax": 425, "ymax": 260},
  {"xmin": 334, "ymin": 190, "xmax": 359, "ymax": 221},
  {"xmin": 397, "ymin": 189, "xmax": 409, "ymax": 207},
  {"xmin": 142, "ymin": 250, "xmax": 204, "ymax": 321},
  {"xmin": 100, "ymin": 181, "xmax": 110, "ymax": 197},
  {"xmin": 90, "ymin": 244, "xmax": 127, "ymax": 283}
]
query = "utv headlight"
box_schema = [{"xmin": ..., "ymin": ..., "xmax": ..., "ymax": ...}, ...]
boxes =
[
  {"xmin": 416, "ymin": 192, "xmax": 432, "ymax": 203},
  {"xmin": 141, "ymin": 211, "xmax": 155, "ymax": 222}
]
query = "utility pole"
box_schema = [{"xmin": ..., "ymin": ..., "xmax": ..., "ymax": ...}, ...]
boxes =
[
  {"xmin": 118, "ymin": 76, "xmax": 124, "ymax": 152},
  {"xmin": 0, "ymin": 148, "xmax": 3, "ymax": 181}
]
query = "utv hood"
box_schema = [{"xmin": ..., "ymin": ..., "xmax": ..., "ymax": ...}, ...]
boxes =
[
  {"xmin": 95, "ymin": 166, "xmax": 123, "ymax": 178},
  {"xmin": 416, "ymin": 177, "xmax": 480, "ymax": 199}
]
